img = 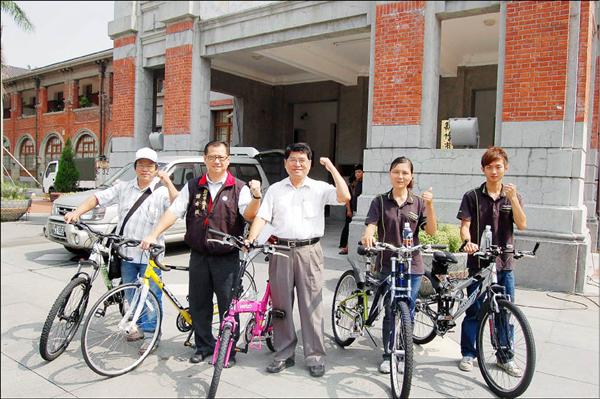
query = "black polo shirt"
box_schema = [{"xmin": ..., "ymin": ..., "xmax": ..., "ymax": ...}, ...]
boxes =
[
  {"xmin": 457, "ymin": 182, "xmax": 524, "ymax": 272},
  {"xmin": 365, "ymin": 190, "xmax": 428, "ymax": 274}
]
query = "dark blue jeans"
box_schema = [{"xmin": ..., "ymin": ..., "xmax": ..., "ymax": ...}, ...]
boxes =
[
  {"xmin": 121, "ymin": 260, "xmax": 163, "ymax": 334},
  {"xmin": 380, "ymin": 273, "xmax": 422, "ymax": 358},
  {"xmin": 460, "ymin": 270, "xmax": 515, "ymax": 359}
]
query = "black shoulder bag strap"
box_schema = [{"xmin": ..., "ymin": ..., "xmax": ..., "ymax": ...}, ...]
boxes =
[{"xmin": 118, "ymin": 187, "xmax": 152, "ymax": 235}]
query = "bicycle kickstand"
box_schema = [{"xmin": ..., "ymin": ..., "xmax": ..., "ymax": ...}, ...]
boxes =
[
  {"xmin": 364, "ymin": 327, "xmax": 378, "ymax": 348},
  {"xmin": 184, "ymin": 330, "xmax": 194, "ymax": 348}
]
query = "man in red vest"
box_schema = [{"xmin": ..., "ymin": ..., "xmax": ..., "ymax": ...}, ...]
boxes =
[{"xmin": 142, "ymin": 141, "xmax": 261, "ymax": 367}]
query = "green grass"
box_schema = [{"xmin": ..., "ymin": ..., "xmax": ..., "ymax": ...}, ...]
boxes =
[{"xmin": 419, "ymin": 223, "xmax": 462, "ymax": 253}]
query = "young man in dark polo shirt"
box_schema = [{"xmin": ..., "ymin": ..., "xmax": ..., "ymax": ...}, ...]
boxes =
[
  {"xmin": 142, "ymin": 141, "xmax": 262, "ymax": 367},
  {"xmin": 456, "ymin": 146, "xmax": 526, "ymax": 377}
]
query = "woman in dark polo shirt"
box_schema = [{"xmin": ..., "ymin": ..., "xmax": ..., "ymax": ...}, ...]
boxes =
[{"xmin": 361, "ymin": 156, "xmax": 437, "ymax": 374}]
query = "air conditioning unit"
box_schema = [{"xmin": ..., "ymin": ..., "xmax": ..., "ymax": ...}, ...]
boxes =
[{"xmin": 448, "ymin": 117, "xmax": 479, "ymax": 148}]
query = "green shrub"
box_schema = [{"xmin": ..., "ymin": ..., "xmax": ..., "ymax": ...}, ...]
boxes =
[
  {"xmin": 419, "ymin": 223, "xmax": 462, "ymax": 253},
  {"xmin": 54, "ymin": 138, "xmax": 79, "ymax": 192},
  {"xmin": 1, "ymin": 182, "xmax": 30, "ymax": 200}
]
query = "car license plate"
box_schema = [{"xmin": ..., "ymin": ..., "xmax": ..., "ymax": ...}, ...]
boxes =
[{"xmin": 51, "ymin": 223, "xmax": 65, "ymax": 237}]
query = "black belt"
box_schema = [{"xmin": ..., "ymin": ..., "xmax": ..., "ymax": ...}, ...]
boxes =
[{"xmin": 276, "ymin": 237, "xmax": 320, "ymax": 248}]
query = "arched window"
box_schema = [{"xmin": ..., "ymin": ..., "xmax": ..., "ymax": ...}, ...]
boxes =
[
  {"xmin": 75, "ymin": 134, "xmax": 96, "ymax": 158},
  {"xmin": 19, "ymin": 138, "xmax": 35, "ymax": 175},
  {"xmin": 45, "ymin": 136, "xmax": 62, "ymax": 162}
]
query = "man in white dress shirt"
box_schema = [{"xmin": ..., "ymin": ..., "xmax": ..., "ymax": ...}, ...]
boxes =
[{"xmin": 246, "ymin": 142, "xmax": 350, "ymax": 378}]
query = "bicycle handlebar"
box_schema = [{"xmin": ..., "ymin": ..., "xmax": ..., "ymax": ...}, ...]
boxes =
[
  {"xmin": 115, "ymin": 239, "xmax": 170, "ymax": 271},
  {"xmin": 73, "ymin": 221, "xmax": 122, "ymax": 242},
  {"xmin": 207, "ymin": 228, "xmax": 290, "ymax": 258},
  {"xmin": 357, "ymin": 241, "xmax": 446, "ymax": 257},
  {"xmin": 459, "ymin": 239, "xmax": 539, "ymax": 260}
]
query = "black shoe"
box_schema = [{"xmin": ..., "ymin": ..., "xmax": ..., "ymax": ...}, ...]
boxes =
[
  {"xmin": 266, "ymin": 357, "xmax": 295, "ymax": 373},
  {"xmin": 309, "ymin": 364, "xmax": 325, "ymax": 377},
  {"xmin": 190, "ymin": 351, "xmax": 211, "ymax": 364}
]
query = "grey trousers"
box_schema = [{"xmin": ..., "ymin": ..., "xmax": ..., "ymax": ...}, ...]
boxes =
[{"xmin": 268, "ymin": 242, "xmax": 326, "ymax": 367}]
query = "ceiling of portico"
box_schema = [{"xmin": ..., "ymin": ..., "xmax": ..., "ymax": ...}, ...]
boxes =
[
  {"xmin": 209, "ymin": 12, "xmax": 500, "ymax": 86},
  {"xmin": 210, "ymin": 31, "xmax": 371, "ymax": 87}
]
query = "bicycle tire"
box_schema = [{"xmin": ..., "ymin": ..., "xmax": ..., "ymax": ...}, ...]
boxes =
[
  {"xmin": 265, "ymin": 310, "xmax": 275, "ymax": 352},
  {"xmin": 81, "ymin": 283, "xmax": 162, "ymax": 377},
  {"xmin": 413, "ymin": 272, "xmax": 437, "ymax": 345},
  {"xmin": 477, "ymin": 299, "xmax": 536, "ymax": 398},
  {"xmin": 39, "ymin": 276, "xmax": 90, "ymax": 361},
  {"xmin": 390, "ymin": 301, "xmax": 413, "ymax": 399},
  {"xmin": 208, "ymin": 324, "xmax": 233, "ymax": 399},
  {"xmin": 331, "ymin": 270, "xmax": 360, "ymax": 347}
]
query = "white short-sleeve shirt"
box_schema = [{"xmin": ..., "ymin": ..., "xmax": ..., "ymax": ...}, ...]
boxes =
[{"xmin": 257, "ymin": 176, "xmax": 343, "ymax": 240}]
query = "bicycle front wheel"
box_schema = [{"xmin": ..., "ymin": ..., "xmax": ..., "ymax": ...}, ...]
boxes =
[
  {"xmin": 81, "ymin": 283, "xmax": 162, "ymax": 377},
  {"xmin": 40, "ymin": 277, "xmax": 90, "ymax": 361},
  {"xmin": 390, "ymin": 301, "xmax": 413, "ymax": 399},
  {"xmin": 477, "ymin": 299, "xmax": 536, "ymax": 397},
  {"xmin": 208, "ymin": 324, "xmax": 233, "ymax": 399},
  {"xmin": 413, "ymin": 272, "xmax": 437, "ymax": 345},
  {"xmin": 331, "ymin": 270, "xmax": 360, "ymax": 347}
]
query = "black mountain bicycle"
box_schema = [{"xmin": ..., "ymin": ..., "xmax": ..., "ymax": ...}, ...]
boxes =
[
  {"xmin": 414, "ymin": 241, "xmax": 539, "ymax": 397},
  {"xmin": 39, "ymin": 222, "xmax": 124, "ymax": 361},
  {"xmin": 332, "ymin": 241, "xmax": 445, "ymax": 398}
]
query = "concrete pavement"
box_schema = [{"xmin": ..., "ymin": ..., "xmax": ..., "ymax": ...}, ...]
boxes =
[{"xmin": 1, "ymin": 213, "xmax": 599, "ymax": 398}]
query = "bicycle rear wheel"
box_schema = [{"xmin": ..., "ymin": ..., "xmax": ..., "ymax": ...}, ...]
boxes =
[
  {"xmin": 81, "ymin": 283, "xmax": 162, "ymax": 377},
  {"xmin": 477, "ymin": 299, "xmax": 535, "ymax": 397},
  {"xmin": 331, "ymin": 270, "xmax": 360, "ymax": 347},
  {"xmin": 208, "ymin": 324, "xmax": 233, "ymax": 399},
  {"xmin": 413, "ymin": 272, "xmax": 437, "ymax": 345},
  {"xmin": 40, "ymin": 277, "xmax": 90, "ymax": 361},
  {"xmin": 390, "ymin": 301, "xmax": 413, "ymax": 399}
]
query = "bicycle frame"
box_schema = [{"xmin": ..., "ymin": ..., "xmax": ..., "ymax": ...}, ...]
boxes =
[
  {"xmin": 117, "ymin": 258, "xmax": 192, "ymax": 340},
  {"xmin": 211, "ymin": 248, "xmax": 272, "ymax": 367}
]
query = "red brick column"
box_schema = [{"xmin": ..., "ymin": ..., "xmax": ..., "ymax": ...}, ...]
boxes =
[
  {"xmin": 163, "ymin": 20, "xmax": 194, "ymax": 135},
  {"xmin": 503, "ymin": 1, "xmax": 570, "ymax": 121},
  {"xmin": 575, "ymin": 1, "xmax": 591, "ymax": 122},
  {"xmin": 372, "ymin": 1, "xmax": 425, "ymax": 126},
  {"xmin": 37, "ymin": 86, "xmax": 48, "ymax": 117},
  {"xmin": 112, "ymin": 34, "xmax": 136, "ymax": 138}
]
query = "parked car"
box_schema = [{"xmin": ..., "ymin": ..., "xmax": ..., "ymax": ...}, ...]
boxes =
[
  {"xmin": 42, "ymin": 158, "xmax": 97, "ymax": 194},
  {"xmin": 44, "ymin": 148, "xmax": 284, "ymax": 253}
]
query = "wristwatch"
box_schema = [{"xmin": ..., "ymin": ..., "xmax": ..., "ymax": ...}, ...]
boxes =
[{"xmin": 252, "ymin": 193, "xmax": 262, "ymax": 200}]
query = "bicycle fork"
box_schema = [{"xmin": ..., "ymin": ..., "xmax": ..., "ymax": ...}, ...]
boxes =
[{"xmin": 117, "ymin": 283, "xmax": 149, "ymax": 334}]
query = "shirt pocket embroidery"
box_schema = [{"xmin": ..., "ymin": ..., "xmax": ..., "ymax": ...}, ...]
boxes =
[
  {"xmin": 406, "ymin": 211, "xmax": 419, "ymax": 222},
  {"xmin": 500, "ymin": 204, "xmax": 512, "ymax": 213}
]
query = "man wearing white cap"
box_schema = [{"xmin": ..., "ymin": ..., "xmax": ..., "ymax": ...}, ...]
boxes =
[{"xmin": 65, "ymin": 147, "xmax": 179, "ymax": 354}]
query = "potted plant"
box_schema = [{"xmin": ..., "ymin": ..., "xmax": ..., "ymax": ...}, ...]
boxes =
[
  {"xmin": 1, "ymin": 182, "xmax": 32, "ymax": 222},
  {"xmin": 419, "ymin": 223, "xmax": 467, "ymax": 274},
  {"xmin": 79, "ymin": 95, "xmax": 91, "ymax": 108},
  {"xmin": 51, "ymin": 138, "xmax": 79, "ymax": 201}
]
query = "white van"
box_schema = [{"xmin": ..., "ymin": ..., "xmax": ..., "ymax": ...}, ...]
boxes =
[
  {"xmin": 42, "ymin": 158, "xmax": 96, "ymax": 194},
  {"xmin": 44, "ymin": 148, "xmax": 284, "ymax": 253}
]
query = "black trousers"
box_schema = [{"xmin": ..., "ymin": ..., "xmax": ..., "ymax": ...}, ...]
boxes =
[
  {"xmin": 338, "ymin": 215, "xmax": 352, "ymax": 248},
  {"xmin": 189, "ymin": 250, "xmax": 239, "ymax": 355}
]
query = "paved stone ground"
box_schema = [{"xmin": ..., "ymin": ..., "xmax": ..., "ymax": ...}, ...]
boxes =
[{"xmin": 1, "ymin": 213, "xmax": 598, "ymax": 398}]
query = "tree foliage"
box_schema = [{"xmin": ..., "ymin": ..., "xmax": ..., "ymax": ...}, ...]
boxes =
[{"xmin": 54, "ymin": 138, "xmax": 79, "ymax": 192}]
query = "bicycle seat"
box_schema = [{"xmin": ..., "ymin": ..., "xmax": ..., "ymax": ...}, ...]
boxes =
[{"xmin": 433, "ymin": 251, "xmax": 458, "ymax": 264}]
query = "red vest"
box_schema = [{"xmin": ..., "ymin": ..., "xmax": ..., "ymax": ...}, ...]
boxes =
[{"xmin": 184, "ymin": 172, "xmax": 246, "ymax": 255}]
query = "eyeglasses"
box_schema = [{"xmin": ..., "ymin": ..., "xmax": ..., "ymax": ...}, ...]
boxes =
[
  {"xmin": 206, "ymin": 155, "xmax": 229, "ymax": 162},
  {"xmin": 287, "ymin": 157, "xmax": 309, "ymax": 165}
]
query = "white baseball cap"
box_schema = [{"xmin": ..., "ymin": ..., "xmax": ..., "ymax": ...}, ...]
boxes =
[{"xmin": 135, "ymin": 147, "xmax": 158, "ymax": 163}]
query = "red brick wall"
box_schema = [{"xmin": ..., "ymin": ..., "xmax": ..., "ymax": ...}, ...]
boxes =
[
  {"xmin": 593, "ymin": 56, "xmax": 599, "ymax": 150},
  {"xmin": 112, "ymin": 34, "xmax": 136, "ymax": 138},
  {"xmin": 503, "ymin": 1, "xmax": 570, "ymax": 121},
  {"xmin": 166, "ymin": 19, "xmax": 194, "ymax": 34},
  {"xmin": 163, "ymin": 44, "xmax": 193, "ymax": 134},
  {"xmin": 576, "ymin": 1, "xmax": 591, "ymax": 122},
  {"xmin": 372, "ymin": 1, "xmax": 425, "ymax": 125}
]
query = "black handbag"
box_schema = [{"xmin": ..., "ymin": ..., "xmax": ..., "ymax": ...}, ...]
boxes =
[{"xmin": 108, "ymin": 187, "xmax": 152, "ymax": 280}]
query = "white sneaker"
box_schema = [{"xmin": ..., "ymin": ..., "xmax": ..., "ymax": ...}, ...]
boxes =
[
  {"xmin": 126, "ymin": 326, "xmax": 144, "ymax": 342},
  {"xmin": 459, "ymin": 356, "xmax": 474, "ymax": 372},
  {"xmin": 378, "ymin": 359, "xmax": 391, "ymax": 374},
  {"xmin": 497, "ymin": 360, "xmax": 522, "ymax": 377}
]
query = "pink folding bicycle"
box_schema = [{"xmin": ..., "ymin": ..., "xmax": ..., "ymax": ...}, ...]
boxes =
[{"xmin": 206, "ymin": 228, "xmax": 289, "ymax": 399}]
